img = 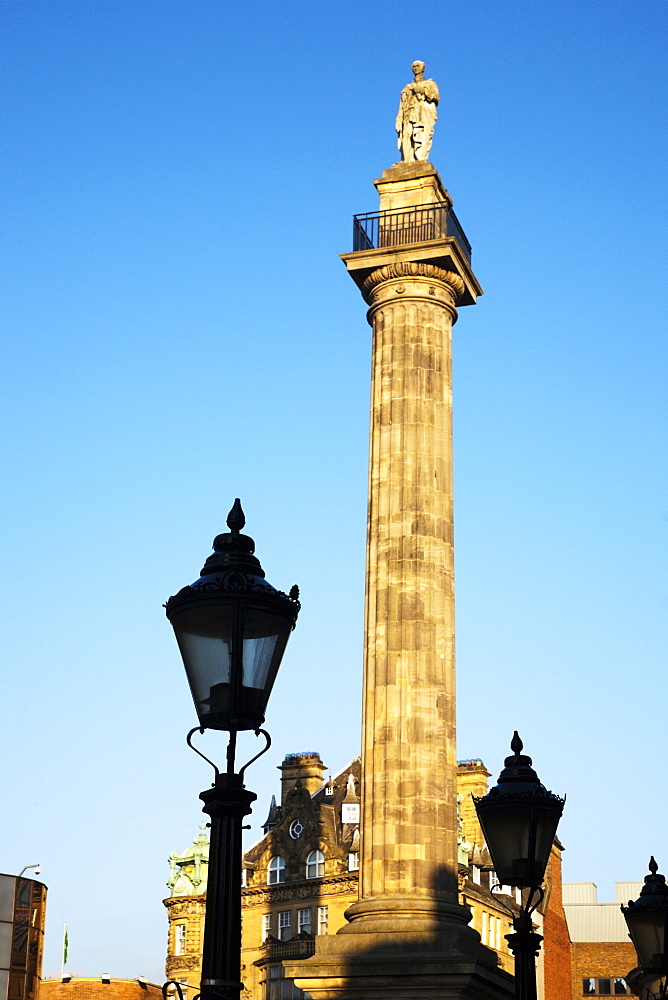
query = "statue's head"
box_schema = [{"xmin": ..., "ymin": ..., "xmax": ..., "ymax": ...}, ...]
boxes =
[{"xmin": 412, "ymin": 60, "xmax": 426, "ymax": 77}]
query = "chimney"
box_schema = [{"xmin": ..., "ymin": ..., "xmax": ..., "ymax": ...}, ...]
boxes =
[{"xmin": 279, "ymin": 753, "xmax": 326, "ymax": 804}]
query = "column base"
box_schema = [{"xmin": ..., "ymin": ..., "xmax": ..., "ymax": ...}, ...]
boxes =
[{"xmin": 284, "ymin": 898, "xmax": 514, "ymax": 1000}]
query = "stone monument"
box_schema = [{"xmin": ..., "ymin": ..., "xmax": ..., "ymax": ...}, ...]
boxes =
[
  {"xmin": 285, "ymin": 65, "xmax": 513, "ymax": 999},
  {"xmin": 396, "ymin": 60, "xmax": 440, "ymax": 162}
]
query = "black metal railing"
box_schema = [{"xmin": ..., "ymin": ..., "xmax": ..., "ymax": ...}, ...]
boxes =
[{"xmin": 352, "ymin": 202, "xmax": 471, "ymax": 263}]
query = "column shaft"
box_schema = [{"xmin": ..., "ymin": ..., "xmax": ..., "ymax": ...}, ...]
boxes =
[{"xmin": 360, "ymin": 264, "xmax": 463, "ymax": 906}]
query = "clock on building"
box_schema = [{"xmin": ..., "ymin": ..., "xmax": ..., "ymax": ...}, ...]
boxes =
[{"xmin": 289, "ymin": 818, "xmax": 305, "ymax": 839}]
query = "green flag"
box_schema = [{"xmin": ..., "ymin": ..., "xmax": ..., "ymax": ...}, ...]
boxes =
[{"xmin": 63, "ymin": 924, "xmax": 68, "ymax": 967}]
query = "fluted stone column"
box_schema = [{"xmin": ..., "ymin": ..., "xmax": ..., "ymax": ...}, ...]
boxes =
[
  {"xmin": 286, "ymin": 162, "xmax": 513, "ymax": 1000},
  {"xmin": 350, "ymin": 262, "xmax": 464, "ymax": 921}
]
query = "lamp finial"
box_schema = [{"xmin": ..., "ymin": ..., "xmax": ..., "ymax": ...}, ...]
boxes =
[{"xmin": 227, "ymin": 499, "xmax": 246, "ymax": 534}]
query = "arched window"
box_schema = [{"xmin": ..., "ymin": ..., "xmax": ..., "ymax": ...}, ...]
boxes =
[
  {"xmin": 267, "ymin": 856, "xmax": 286, "ymax": 885},
  {"xmin": 306, "ymin": 850, "xmax": 325, "ymax": 879}
]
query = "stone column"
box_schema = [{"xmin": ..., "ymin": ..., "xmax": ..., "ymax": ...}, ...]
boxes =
[
  {"xmin": 346, "ymin": 261, "xmax": 464, "ymax": 927},
  {"xmin": 285, "ymin": 162, "xmax": 513, "ymax": 999}
]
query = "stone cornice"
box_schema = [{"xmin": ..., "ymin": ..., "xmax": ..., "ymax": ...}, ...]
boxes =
[
  {"xmin": 362, "ymin": 262, "xmax": 465, "ymax": 301},
  {"xmin": 164, "ymin": 896, "xmax": 206, "ymax": 916},
  {"xmin": 242, "ymin": 874, "xmax": 358, "ymax": 908}
]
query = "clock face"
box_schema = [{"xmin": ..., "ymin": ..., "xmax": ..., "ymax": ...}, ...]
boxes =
[{"xmin": 289, "ymin": 819, "xmax": 305, "ymax": 840}]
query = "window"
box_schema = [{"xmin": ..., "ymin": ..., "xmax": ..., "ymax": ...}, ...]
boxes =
[
  {"xmin": 241, "ymin": 869, "xmax": 247, "ymax": 887},
  {"xmin": 174, "ymin": 923, "xmax": 186, "ymax": 956},
  {"xmin": 306, "ymin": 850, "xmax": 325, "ymax": 879},
  {"xmin": 582, "ymin": 979, "xmax": 630, "ymax": 996},
  {"xmin": 348, "ymin": 852, "xmax": 359, "ymax": 872},
  {"xmin": 278, "ymin": 911, "xmax": 292, "ymax": 942},
  {"xmin": 266, "ymin": 967, "xmax": 306, "ymax": 1000},
  {"xmin": 317, "ymin": 906, "xmax": 328, "ymax": 936},
  {"xmin": 471, "ymin": 866, "xmax": 481, "ymax": 885},
  {"xmin": 268, "ymin": 966, "xmax": 281, "ymax": 1000},
  {"xmin": 297, "ymin": 908, "xmax": 312, "ymax": 935},
  {"xmin": 495, "ymin": 916, "xmax": 501, "ymax": 951},
  {"xmin": 262, "ymin": 914, "xmax": 272, "ymax": 941},
  {"xmin": 267, "ymin": 857, "xmax": 286, "ymax": 885},
  {"xmin": 481, "ymin": 911, "xmax": 488, "ymax": 946}
]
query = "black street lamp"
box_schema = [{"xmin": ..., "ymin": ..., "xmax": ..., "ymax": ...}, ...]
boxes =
[
  {"xmin": 622, "ymin": 858, "xmax": 668, "ymax": 1000},
  {"xmin": 165, "ymin": 500, "xmax": 300, "ymax": 1000},
  {"xmin": 474, "ymin": 732, "xmax": 564, "ymax": 1000}
]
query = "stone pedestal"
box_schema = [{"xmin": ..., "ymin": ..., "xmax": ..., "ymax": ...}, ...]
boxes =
[{"xmin": 286, "ymin": 163, "xmax": 512, "ymax": 999}]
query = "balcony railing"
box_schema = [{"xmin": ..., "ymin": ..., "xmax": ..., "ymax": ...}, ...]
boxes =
[
  {"xmin": 260, "ymin": 936, "xmax": 316, "ymax": 961},
  {"xmin": 352, "ymin": 202, "xmax": 471, "ymax": 263}
]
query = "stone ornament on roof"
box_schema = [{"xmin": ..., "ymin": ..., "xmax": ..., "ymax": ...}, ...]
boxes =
[
  {"xmin": 167, "ymin": 823, "xmax": 210, "ymax": 896},
  {"xmin": 396, "ymin": 60, "xmax": 440, "ymax": 162}
]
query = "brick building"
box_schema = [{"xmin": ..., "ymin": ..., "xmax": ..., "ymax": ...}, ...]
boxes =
[
  {"xmin": 40, "ymin": 979, "xmax": 163, "ymax": 1000},
  {"xmin": 563, "ymin": 882, "xmax": 639, "ymax": 997}
]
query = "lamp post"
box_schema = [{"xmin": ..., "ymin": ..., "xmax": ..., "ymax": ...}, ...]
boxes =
[
  {"xmin": 622, "ymin": 858, "xmax": 668, "ymax": 1000},
  {"xmin": 474, "ymin": 733, "xmax": 564, "ymax": 1000},
  {"xmin": 165, "ymin": 500, "xmax": 300, "ymax": 1000}
]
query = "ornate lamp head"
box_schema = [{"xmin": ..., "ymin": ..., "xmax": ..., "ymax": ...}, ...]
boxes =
[
  {"xmin": 474, "ymin": 732, "xmax": 564, "ymax": 889},
  {"xmin": 166, "ymin": 500, "xmax": 300, "ymax": 732}
]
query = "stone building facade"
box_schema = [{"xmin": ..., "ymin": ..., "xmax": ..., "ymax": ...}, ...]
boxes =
[
  {"xmin": 163, "ymin": 825, "xmax": 210, "ymax": 998},
  {"xmin": 165, "ymin": 752, "xmax": 575, "ymax": 1000}
]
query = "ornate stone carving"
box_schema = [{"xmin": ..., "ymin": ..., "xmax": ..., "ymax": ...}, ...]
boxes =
[
  {"xmin": 164, "ymin": 898, "xmax": 205, "ymax": 918},
  {"xmin": 361, "ymin": 262, "xmax": 465, "ymax": 301},
  {"xmin": 166, "ymin": 956, "xmax": 201, "ymax": 973},
  {"xmin": 396, "ymin": 61, "xmax": 439, "ymax": 162},
  {"xmin": 242, "ymin": 874, "xmax": 358, "ymax": 908}
]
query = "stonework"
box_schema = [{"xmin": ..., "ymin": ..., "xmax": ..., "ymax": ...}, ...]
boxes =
[{"xmin": 163, "ymin": 827, "xmax": 210, "ymax": 997}]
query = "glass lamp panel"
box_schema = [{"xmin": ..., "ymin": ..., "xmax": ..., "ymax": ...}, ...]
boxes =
[
  {"xmin": 478, "ymin": 802, "xmax": 532, "ymax": 887},
  {"xmin": 242, "ymin": 609, "xmax": 292, "ymax": 689},
  {"xmin": 171, "ymin": 604, "xmax": 234, "ymax": 726},
  {"xmin": 625, "ymin": 909, "xmax": 667, "ymax": 973},
  {"xmin": 533, "ymin": 800, "xmax": 563, "ymax": 878},
  {"xmin": 234, "ymin": 608, "xmax": 292, "ymax": 727}
]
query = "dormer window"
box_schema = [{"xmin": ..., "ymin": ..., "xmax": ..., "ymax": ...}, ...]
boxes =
[
  {"xmin": 306, "ymin": 850, "xmax": 325, "ymax": 879},
  {"xmin": 267, "ymin": 856, "xmax": 286, "ymax": 885},
  {"xmin": 348, "ymin": 852, "xmax": 359, "ymax": 872}
]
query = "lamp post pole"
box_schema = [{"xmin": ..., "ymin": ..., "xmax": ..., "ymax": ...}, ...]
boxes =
[
  {"xmin": 165, "ymin": 500, "xmax": 300, "ymax": 1000},
  {"xmin": 198, "ymin": 763, "xmax": 256, "ymax": 1000},
  {"xmin": 474, "ymin": 733, "xmax": 564, "ymax": 1000},
  {"xmin": 505, "ymin": 902, "xmax": 543, "ymax": 1000}
]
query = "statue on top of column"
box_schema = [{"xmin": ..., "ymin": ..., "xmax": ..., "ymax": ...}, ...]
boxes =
[{"xmin": 395, "ymin": 60, "xmax": 440, "ymax": 162}]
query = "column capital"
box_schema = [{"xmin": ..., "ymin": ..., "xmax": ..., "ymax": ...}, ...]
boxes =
[{"xmin": 361, "ymin": 262, "xmax": 465, "ymax": 305}]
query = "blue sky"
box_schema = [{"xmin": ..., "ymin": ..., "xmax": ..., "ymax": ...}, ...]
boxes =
[{"xmin": 1, "ymin": 0, "xmax": 666, "ymax": 983}]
